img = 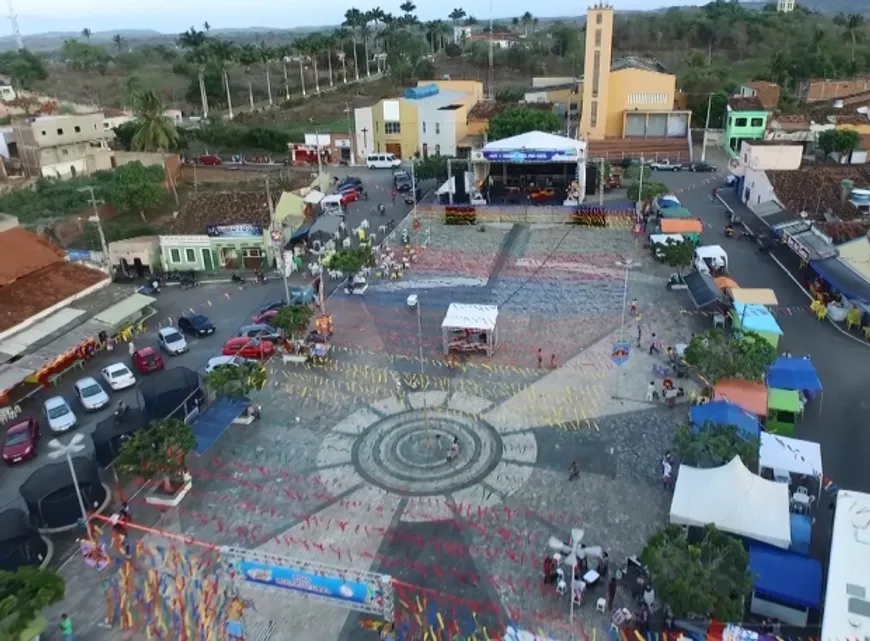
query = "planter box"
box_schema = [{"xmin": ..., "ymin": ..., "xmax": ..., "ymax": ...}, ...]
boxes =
[
  {"xmin": 144, "ymin": 474, "xmax": 192, "ymax": 508},
  {"xmin": 233, "ymin": 414, "xmax": 256, "ymax": 425}
]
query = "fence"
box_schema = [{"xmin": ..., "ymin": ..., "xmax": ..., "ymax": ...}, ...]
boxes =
[{"xmin": 416, "ymin": 203, "xmax": 635, "ymax": 227}]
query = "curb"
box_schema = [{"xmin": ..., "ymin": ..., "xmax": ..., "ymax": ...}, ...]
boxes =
[{"xmin": 715, "ymin": 194, "xmax": 870, "ymax": 348}]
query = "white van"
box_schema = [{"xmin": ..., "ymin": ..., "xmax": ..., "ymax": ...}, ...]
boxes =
[{"xmin": 366, "ymin": 153, "xmax": 402, "ymax": 169}]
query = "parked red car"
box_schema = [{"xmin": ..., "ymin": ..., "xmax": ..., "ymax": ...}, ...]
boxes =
[
  {"xmin": 132, "ymin": 346, "xmax": 165, "ymax": 374},
  {"xmin": 198, "ymin": 154, "xmax": 222, "ymax": 166},
  {"xmin": 2, "ymin": 418, "xmax": 40, "ymax": 465},
  {"xmin": 251, "ymin": 309, "xmax": 278, "ymax": 325},
  {"xmin": 337, "ymin": 189, "xmax": 361, "ymax": 205},
  {"xmin": 221, "ymin": 337, "xmax": 275, "ymax": 359}
]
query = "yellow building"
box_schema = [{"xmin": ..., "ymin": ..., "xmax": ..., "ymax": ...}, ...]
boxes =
[
  {"xmin": 357, "ymin": 80, "xmax": 483, "ymax": 160},
  {"xmin": 579, "ymin": 3, "xmax": 691, "ymax": 160}
]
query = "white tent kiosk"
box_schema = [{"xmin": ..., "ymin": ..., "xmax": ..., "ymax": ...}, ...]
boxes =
[
  {"xmin": 669, "ymin": 456, "xmax": 791, "ymax": 549},
  {"xmin": 759, "ymin": 432, "xmax": 823, "ymax": 496},
  {"xmin": 821, "ymin": 490, "xmax": 870, "ymax": 641},
  {"xmin": 441, "ymin": 303, "xmax": 498, "ymax": 356}
]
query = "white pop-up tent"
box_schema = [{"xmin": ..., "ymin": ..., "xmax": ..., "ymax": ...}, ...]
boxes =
[
  {"xmin": 759, "ymin": 433, "xmax": 823, "ymax": 495},
  {"xmin": 441, "ymin": 303, "xmax": 498, "ymax": 356},
  {"xmin": 669, "ymin": 456, "xmax": 791, "ymax": 549}
]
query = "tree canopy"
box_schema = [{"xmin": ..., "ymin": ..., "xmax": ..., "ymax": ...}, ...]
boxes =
[
  {"xmin": 115, "ymin": 418, "xmax": 196, "ymax": 491},
  {"xmin": 487, "ymin": 106, "xmax": 562, "ymax": 141},
  {"xmin": 683, "ymin": 328, "xmax": 776, "ymax": 384},
  {"xmin": 109, "ymin": 162, "xmax": 166, "ymax": 223},
  {"xmin": 131, "ymin": 90, "xmax": 180, "ymax": 152},
  {"xmin": 673, "ymin": 422, "xmax": 760, "ymax": 469},
  {"xmin": 818, "ymin": 128, "xmax": 861, "ymax": 156},
  {"xmin": 628, "ymin": 181, "xmax": 668, "ymax": 202},
  {"xmin": 330, "ymin": 246, "xmax": 373, "ymax": 276},
  {"xmin": 272, "ymin": 305, "xmax": 314, "ymax": 341},
  {"xmin": 640, "ymin": 524, "xmax": 752, "ymax": 622},
  {"xmin": 0, "ymin": 567, "xmax": 64, "ymax": 641},
  {"xmin": 413, "ymin": 155, "xmax": 452, "ymax": 182},
  {"xmin": 204, "ymin": 361, "xmax": 267, "ymax": 398},
  {"xmin": 658, "ymin": 238, "xmax": 695, "ymax": 274}
]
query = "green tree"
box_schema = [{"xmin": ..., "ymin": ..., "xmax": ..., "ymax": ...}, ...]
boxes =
[
  {"xmin": 131, "ymin": 90, "xmax": 179, "ymax": 151},
  {"xmin": 272, "ymin": 305, "xmax": 314, "ymax": 341},
  {"xmin": 112, "ymin": 34, "xmax": 125, "ymax": 53},
  {"xmin": 343, "ymin": 8, "xmax": 365, "ymax": 81},
  {"xmin": 0, "ymin": 50, "xmax": 48, "ymax": 89},
  {"xmin": 204, "ymin": 361, "xmax": 267, "ymax": 398},
  {"xmin": 0, "ymin": 567, "xmax": 64, "ymax": 640},
  {"xmin": 640, "ymin": 525, "xmax": 751, "ymax": 622},
  {"xmin": 413, "ymin": 155, "xmax": 452, "ymax": 182},
  {"xmin": 448, "ymin": 8, "xmax": 466, "ymax": 24},
  {"xmin": 673, "ymin": 422, "xmax": 760, "ymax": 469},
  {"xmin": 178, "ymin": 27, "xmax": 211, "ymax": 117},
  {"xmin": 109, "ymin": 161, "xmax": 166, "ymax": 223},
  {"xmin": 60, "ymin": 39, "xmax": 111, "ymax": 74},
  {"xmin": 658, "ymin": 238, "xmax": 695, "ymax": 274},
  {"xmin": 330, "ymin": 246, "xmax": 373, "ymax": 277},
  {"xmin": 487, "ymin": 106, "xmax": 561, "ymax": 140},
  {"xmin": 818, "ymin": 128, "xmax": 860, "ymax": 156},
  {"xmin": 683, "ymin": 328, "xmax": 776, "ymax": 385},
  {"xmin": 184, "ymin": 66, "xmax": 223, "ymax": 114},
  {"xmin": 627, "ymin": 181, "xmax": 668, "ymax": 202},
  {"xmin": 834, "ymin": 13, "xmax": 864, "ymax": 62},
  {"xmin": 112, "ymin": 121, "xmax": 138, "ymax": 150},
  {"xmin": 622, "ymin": 164, "xmax": 651, "ymax": 182},
  {"xmin": 115, "ymin": 418, "xmax": 196, "ymax": 492}
]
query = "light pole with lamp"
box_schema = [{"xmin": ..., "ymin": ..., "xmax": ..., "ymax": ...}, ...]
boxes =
[
  {"xmin": 612, "ymin": 258, "xmax": 637, "ymax": 400},
  {"xmin": 78, "ymin": 186, "xmax": 109, "ymax": 265},
  {"xmin": 48, "ymin": 434, "xmax": 92, "ymax": 537}
]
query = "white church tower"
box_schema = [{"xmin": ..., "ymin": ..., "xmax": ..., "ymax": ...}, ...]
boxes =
[{"xmin": 777, "ymin": 0, "xmax": 795, "ymax": 12}]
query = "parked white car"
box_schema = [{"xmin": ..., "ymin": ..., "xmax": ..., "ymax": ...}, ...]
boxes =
[
  {"xmin": 43, "ymin": 396, "xmax": 77, "ymax": 433},
  {"xmin": 101, "ymin": 363, "xmax": 137, "ymax": 390},
  {"xmin": 205, "ymin": 355, "xmax": 249, "ymax": 374},
  {"xmin": 158, "ymin": 327, "xmax": 188, "ymax": 355},
  {"xmin": 649, "ymin": 160, "xmax": 683, "ymax": 171},
  {"xmin": 74, "ymin": 377, "xmax": 111, "ymax": 411}
]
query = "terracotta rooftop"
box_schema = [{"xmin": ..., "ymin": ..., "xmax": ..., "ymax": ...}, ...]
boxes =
[
  {"xmin": 0, "ymin": 261, "xmax": 108, "ymax": 333},
  {"xmin": 727, "ymin": 96, "xmax": 765, "ymax": 111},
  {"xmin": 170, "ymin": 191, "xmax": 271, "ymax": 235},
  {"xmin": 745, "ymin": 81, "xmax": 779, "ymax": 90},
  {"xmin": 587, "ymin": 137, "xmax": 690, "ymax": 162},
  {"xmin": 767, "ymin": 166, "xmax": 870, "ymax": 221},
  {"xmin": 816, "ymin": 220, "xmax": 870, "ymax": 244},
  {"xmin": 468, "ymin": 101, "xmax": 553, "ymax": 120},
  {"xmin": 770, "ymin": 113, "xmax": 811, "ymax": 131},
  {"xmin": 102, "ymin": 108, "xmax": 129, "ymax": 118},
  {"xmin": 742, "ymin": 81, "xmax": 781, "ymax": 110},
  {"xmin": 0, "ymin": 227, "xmax": 65, "ymax": 287},
  {"xmin": 830, "ymin": 114, "xmax": 870, "ymax": 125}
]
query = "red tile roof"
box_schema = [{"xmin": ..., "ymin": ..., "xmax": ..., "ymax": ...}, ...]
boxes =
[
  {"xmin": 0, "ymin": 228, "xmax": 65, "ymax": 287},
  {"xmin": 728, "ymin": 96, "xmax": 765, "ymax": 111},
  {"xmin": 0, "ymin": 261, "xmax": 108, "ymax": 333},
  {"xmin": 767, "ymin": 165, "xmax": 870, "ymax": 221}
]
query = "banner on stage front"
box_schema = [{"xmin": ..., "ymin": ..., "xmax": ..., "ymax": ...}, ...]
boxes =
[
  {"xmin": 238, "ymin": 560, "xmax": 384, "ymax": 607},
  {"xmin": 481, "ymin": 148, "xmax": 580, "ymax": 163}
]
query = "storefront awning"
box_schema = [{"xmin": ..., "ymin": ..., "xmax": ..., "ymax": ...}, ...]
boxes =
[
  {"xmin": 810, "ymin": 257, "xmax": 870, "ymax": 303},
  {"xmin": 303, "ymin": 189, "xmax": 325, "ymax": 205},
  {"xmin": 0, "ymin": 307, "xmax": 86, "ymax": 359},
  {"xmin": 92, "ymin": 293, "xmax": 156, "ymax": 328},
  {"xmin": 730, "ymin": 288, "xmax": 778, "ymax": 306},
  {"xmin": 13, "ymin": 319, "xmax": 111, "ymax": 375}
]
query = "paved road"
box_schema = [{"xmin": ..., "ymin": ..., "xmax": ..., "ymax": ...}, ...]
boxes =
[{"xmin": 662, "ymin": 162, "xmax": 870, "ymax": 559}]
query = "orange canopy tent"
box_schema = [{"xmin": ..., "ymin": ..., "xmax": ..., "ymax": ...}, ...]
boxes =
[
  {"xmin": 659, "ymin": 218, "xmax": 703, "ymax": 234},
  {"xmin": 714, "ymin": 379, "xmax": 768, "ymax": 417},
  {"xmin": 714, "ymin": 276, "xmax": 739, "ymax": 291}
]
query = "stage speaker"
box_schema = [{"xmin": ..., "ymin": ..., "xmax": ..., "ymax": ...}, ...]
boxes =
[
  {"xmin": 452, "ymin": 170, "xmax": 469, "ymax": 204},
  {"xmin": 585, "ymin": 165, "xmax": 597, "ymax": 196}
]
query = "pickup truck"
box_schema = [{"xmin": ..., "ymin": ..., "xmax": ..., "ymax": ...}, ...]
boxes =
[{"xmin": 649, "ymin": 160, "xmax": 683, "ymax": 171}]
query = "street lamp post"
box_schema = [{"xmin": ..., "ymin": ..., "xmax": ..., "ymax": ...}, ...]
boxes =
[
  {"xmin": 415, "ymin": 296, "xmax": 430, "ymax": 446},
  {"xmin": 78, "ymin": 186, "xmax": 109, "ymax": 264},
  {"xmin": 48, "ymin": 434, "xmax": 91, "ymax": 536}
]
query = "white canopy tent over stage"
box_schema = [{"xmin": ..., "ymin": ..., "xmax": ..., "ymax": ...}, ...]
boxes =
[
  {"xmin": 441, "ymin": 303, "xmax": 499, "ymax": 357},
  {"xmin": 669, "ymin": 456, "xmax": 792, "ymax": 549}
]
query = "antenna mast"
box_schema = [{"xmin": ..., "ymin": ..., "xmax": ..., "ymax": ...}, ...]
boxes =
[{"xmin": 7, "ymin": 0, "xmax": 23, "ymax": 50}]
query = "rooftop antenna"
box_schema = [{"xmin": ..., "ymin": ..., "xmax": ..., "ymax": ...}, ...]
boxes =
[{"xmin": 7, "ymin": 0, "xmax": 23, "ymax": 50}]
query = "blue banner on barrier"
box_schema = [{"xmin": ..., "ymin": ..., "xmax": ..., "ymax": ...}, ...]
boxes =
[{"xmin": 239, "ymin": 560, "xmax": 382, "ymax": 606}]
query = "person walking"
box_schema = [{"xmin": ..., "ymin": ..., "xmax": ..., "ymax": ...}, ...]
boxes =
[
  {"xmin": 60, "ymin": 614, "xmax": 74, "ymax": 641},
  {"xmin": 536, "ymin": 348, "xmax": 543, "ymax": 368},
  {"xmin": 629, "ymin": 298, "xmax": 638, "ymax": 317},
  {"xmin": 568, "ymin": 461, "xmax": 579, "ymax": 481},
  {"xmin": 648, "ymin": 332, "xmax": 660, "ymax": 355},
  {"xmin": 607, "ymin": 576, "xmax": 617, "ymax": 610},
  {"xmin": 549, "ymin": 353, "xmax": 557, "ymax": 369}
]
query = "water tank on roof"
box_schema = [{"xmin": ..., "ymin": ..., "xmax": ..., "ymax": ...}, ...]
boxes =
[{"xmin": 404, "ymin": 83, "xmax": 440, "ymax": 100}]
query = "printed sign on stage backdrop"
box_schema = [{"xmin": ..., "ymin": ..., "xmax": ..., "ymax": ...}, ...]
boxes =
[
  {"xmin": 206, "ymin": 224, "xmax": 264, "ymax": 238},
  {"xmin": 238, "ymin": 560, "xmax": 383, "ymax": 607},
  {"xmin": 481, "ymin": 148, "xmax": 579, "ymax": 163}
]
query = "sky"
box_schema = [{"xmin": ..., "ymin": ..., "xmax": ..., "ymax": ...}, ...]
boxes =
[{"xmin": 11, "ymin": 0, "xmax": 705, "ymax": 36}]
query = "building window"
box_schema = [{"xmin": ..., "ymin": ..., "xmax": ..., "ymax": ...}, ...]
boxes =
[
  {"xmin": 185, "ymin": 248, "xmax": 196, "ymax": 262},
  {"xmin": 385, "ymin": 121, "xmax": 401, "ymax": 134},
  {"xmin": 74, "ymin": 126, "xmax": 81, "ymax": 133},
  {"xmin": 596, "ymin": 12, "xmax": 602, "ymax": 24},
  {"xmin": 435, "ymin": 123, "xmax": 440, "ymax": 135},
  {"xmin": 735, "ymin": 117, "xmax": 747, "ymax": 127},
  {"xmin": 422, "ymin": 122, "xmax": 426, "ymax": 133},
  {"xmin": 40, "ymin": 130, "xmax": 45, "ymax": 136},
  {"xmin": 435, "ymin": 144, "xmax": 441, "ymax": 155},
  {"xmin": 243, "ymin": 248, "xmax": 263, "ymax": 258},
  {"xmin": 751, "ymin": 118, "xmax": 763, "ymax": 127},
  {"xmin": 592, "ymin": 51, "xmax": 601, "ymax": 98},
  {"xmin": 169, "ymin": 248, "xmax": 181, "ymax": 263},
  {"xmin": 590, "ymin": 101, "xmax": 598, "ymax": 128},
  {"xmin": 93, "ymin": 124, "xmax": 97, "ymax": 130},
  {"xmin": 56, "ymin": 128, "xmax": 63, "ymax": 135},
  {"xmin": 594, "ymin": 29, "xmax": 602, "ymax": 47},
  {"xmin": 61, "ymin": 148, "xmax": 68, "ymax": 155}
]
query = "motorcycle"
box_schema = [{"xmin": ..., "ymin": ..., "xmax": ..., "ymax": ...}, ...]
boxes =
[
  {"xmin": 231, "ymin": 273, "xmax": 246, "ymax": 284},
  {"xmin": 180, "ymin": 277, "xmax": 199, "ymax": 289},
  {"xmin": 377, "ymin": 204, "xmax": 386, "ymax": 216}
]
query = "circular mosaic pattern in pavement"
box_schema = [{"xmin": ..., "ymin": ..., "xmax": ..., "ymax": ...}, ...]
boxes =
[{"xmin": 352, "ymin": 408, "xmax": 503, "ymax": 496}]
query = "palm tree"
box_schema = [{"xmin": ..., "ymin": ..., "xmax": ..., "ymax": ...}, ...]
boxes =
[
  {"xmin": 322, "ymin": 32, "xmax": 336, "ymax": 87},
  {"xmin": 520, "ymin": 12, "xmax": 533, "ymax": 35},
  {"xmin": 343, "ymin": 8, "xmax": 364, "ymax": 81},
  {"xmin": 333, "ymin": 28, "xmax": 350, "ymax": 83},
  {"xmin": 210, "ymin": 40, "xmax": 237, "ymax": 118},
  {"xmin": 304, "ymin": 35, "xmax": 322, "ymax": 94},
  {"xmin": 238, "ymin": 44, "xmax": 259, "ymax": 110},
  {"xmin": 277, "ymin": 44, "xmax": 293, "ymax": 101},
  {"xmin": 834, "ymin": 13, "xmax": 865, "ymax": 62},
  {"xmin": 465, "ymin": 16, "xmax": 477, "ymax": 26},
  {"xmin": 112, "ymin": 34, "xmax": 124, "ymax": 53},
  {"xmin": 81, "ymin": 28, "xmax": 92, "ymax": 41},
  {"xmin": 292, "ymin": 40, "xmax": 308, "ymax": 97},
  {"xmin": 360, "ymin": 21, "xmax": 372, "ymax": 77},
  {"xmin": 258, "ymin": 43, "xmax": 274, "ymax": 106},
  {"xmin": 449, "ymin": 8, "xmax": 466, "ymax": 24},
  {"xmin": 131, "ymin": 89, "xmax": 179, "ymax": 152},
  {"xmin": 368, "ymin": 7, "xmax": 386, "ymax": 71},
  {"xmin": 203, "ymin": 21, "xmax": 211, "ymax": 32},
  {"xmin": 177, "ymin": 27, "xmax": 210, "ymax": 117}
]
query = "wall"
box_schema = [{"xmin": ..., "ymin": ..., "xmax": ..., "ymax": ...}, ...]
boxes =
[
  {"xmin": 354, "ymin": 107, "xmax": 374, "ymax": 162},
  {"xmin": 741, "ymin": 167, "xmax": 779, "ymax": 210},
  {"xmin": 427, "ymin": 80, "xmax": 484, "ymax": 105},
  {"xmin": 418, "ymin": 104, "xmax": 466, "ymax": 157},
  {"xmin": 802, "ymin": 78, "xmax": 870, "ymax": 102},
  {"xmin": 104, "ymin": 114, "xmax": 133, "ymax": 132},
  {"xmin": 532, "ymin": 77, "xmax": 577, "ymax": 89},
  {"xmin": 580, "ymin": 7, "xmax": 614, "ymax": 139},
  {"xmin": 159, "ymin": 235, "xmax": 212, "ymax": 271},
  {"xmin": 372, "ymin": 99, "xmax": 419, "ymax": 159},
  {"xmin": 740, "ymin": 142, "xmax": 803, "ymax": 171},
  {"xmin": 725, "ymin": 109, "xmax": 769, "ymax": 154},
  {"xmin": 26, "ymin": 114, "xmax": 111, "ymax": 148},
  {"xmin": 108, "ymin": 237, "xmax": 159, "ymax": 267},
  {"xmin": 606, "ymin": 68, "xmax": 676, "ymax": 138}
]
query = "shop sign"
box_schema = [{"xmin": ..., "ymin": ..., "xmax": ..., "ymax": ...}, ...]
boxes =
[
  {"xmin": 206, "ymin": 224, "xmax": 264, "ymax": 238},
  {"xmin": 784, "ymin": 233, "xmax": 810, "ymax": 262},
  {"xmin": 334, "ymin": 139, "xmax": 351, "ymax": 149},
  {"xmin": 158, "ymin": 235, "xmax": 209, "ymax": 246},
  {"xmin": 481, "ymin": 148, "xmax": 579, "ymax": 163},
  {"xmin": 238, "ymin": 560, "xmax": 382, "ymax": 607}
]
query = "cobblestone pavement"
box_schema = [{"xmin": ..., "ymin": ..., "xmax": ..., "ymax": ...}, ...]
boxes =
[{"xmin": 45, "ymin": 221, "xmax": 705, "ymax": 641}]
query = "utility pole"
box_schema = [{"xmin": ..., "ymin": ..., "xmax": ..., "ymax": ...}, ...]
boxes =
[
  {"xmin": 163, "ymin": 156, "xmax": 179, "ymax": 207},
  {"xmin": 447, "ymin": 157, "xmax": 454, "ymax": 205},
  {"xmin": 486, "ymin": 0, "xmax": 494, "ymax": 99},
  {"xmin": 266, "ymin": 177, "xmax": 292, "ymax": 305},
  {"xmin": 346, "ymin": 102, "xmax": 356, "ymax": 166},
  {"xmin": 315, "ymin": 129, "xmax": 324, "ymax": 178},
  {"xmin": 78, "ymin": 186, "xmax": 108, "ymax": 264},
  {"xmin": 701, "ymin": 93, "xmax": 713, "ymax": 163},
  {"xmin": 598, "ymin": 157, "xmax": 605, "ymax": 206}
]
